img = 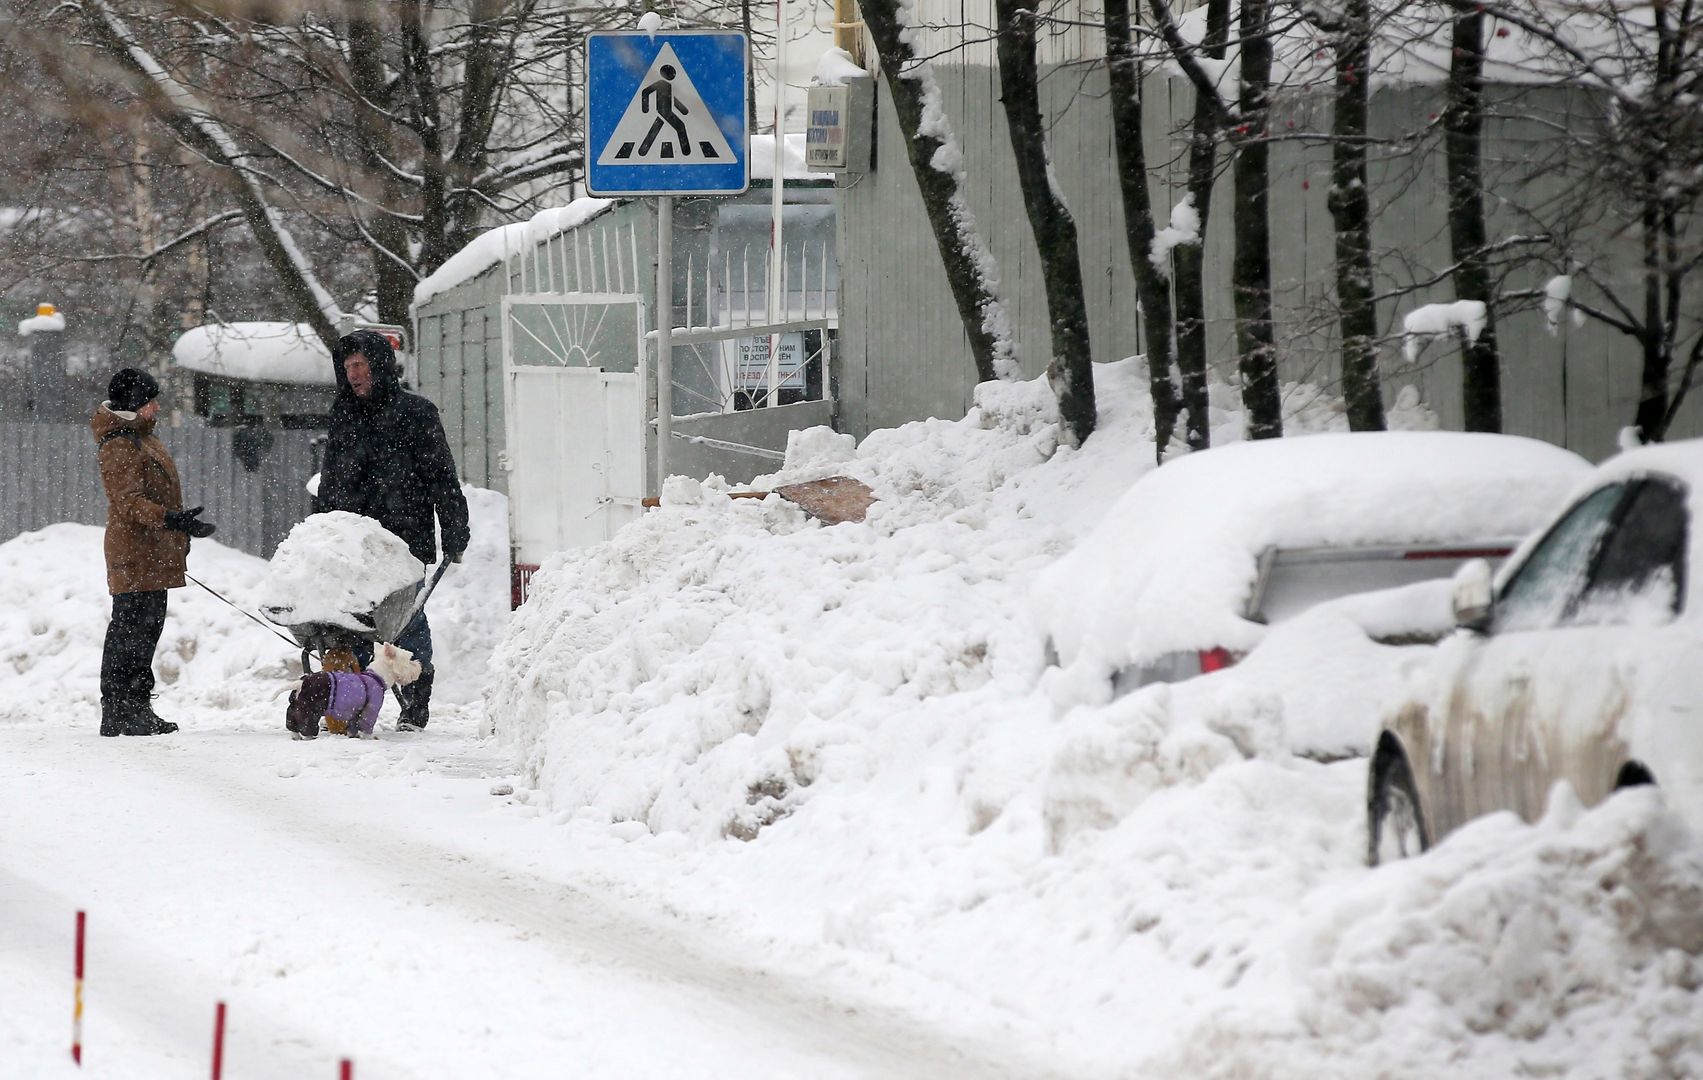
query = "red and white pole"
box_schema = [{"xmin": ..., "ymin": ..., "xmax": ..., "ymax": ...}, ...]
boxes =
[
  {"xmin": 340, "ymin": 1059, "xmax": 353, "ymax": 1080},
  {"xmin": 211, "ymin": 1001, "xmax": 227, "ymax": 1079},
  {"xmin": 71, "ymin": 910, "xmax": 85, "ymax": 1066}
]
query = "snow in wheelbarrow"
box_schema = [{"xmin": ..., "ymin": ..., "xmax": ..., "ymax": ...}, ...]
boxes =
[{"xmin": 259, "ymin": 511, "xmax": 425, "ymax": 655}]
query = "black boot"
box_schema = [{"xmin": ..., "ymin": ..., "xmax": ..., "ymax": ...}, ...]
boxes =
[
  {"xmin": 397, "ymin": 668, "xmax": 433, "ymax": 732},
  {"xmin": 100, "ymin": 701, "xmax": 175, "ymax": 737},
  {"xmin": 133, "ymin": 702, "xmax": 180, "ymax": 735}
]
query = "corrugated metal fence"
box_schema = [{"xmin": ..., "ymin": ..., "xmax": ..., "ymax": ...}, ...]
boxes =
[{"xmin": 0, "ymin": 422, "xmax": 320, "ymax": 560}]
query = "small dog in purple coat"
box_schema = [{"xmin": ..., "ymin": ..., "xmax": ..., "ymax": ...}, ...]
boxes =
[{"xmin": 285, "ymin": 642, "xmax": 423, "ymax": 740}]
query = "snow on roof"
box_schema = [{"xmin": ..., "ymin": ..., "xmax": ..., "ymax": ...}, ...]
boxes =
[
  {"xmin": 17, "ymin": 312, "xmax": 65, "ymax": 336},
  {"xmin": 171, "ymin": 322, "xmax": 333, "ymax": 386},
  {"xmin": 412, "ymin": 198, "xmax": 614, "ymax": 310},
  {"xmin": 1034, "ymin": 431, "xmax": 1593, "ymax": 672},
  {"xmin": 812, "ymin": 47, "xmax": 867, "ymax": 87}
]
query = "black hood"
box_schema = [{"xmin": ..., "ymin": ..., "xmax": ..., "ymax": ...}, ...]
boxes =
[{"xmin": 331, "ymin": 330, "xmax": 403, "ymax": 406}]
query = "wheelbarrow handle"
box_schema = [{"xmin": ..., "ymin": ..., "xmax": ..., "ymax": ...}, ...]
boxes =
[{"xmin": 397, "ymin": 557, "xmax": 454, "ymax": 637}]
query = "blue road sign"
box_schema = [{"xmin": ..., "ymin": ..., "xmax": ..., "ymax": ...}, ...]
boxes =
[{"xmin": 586, "ymin": 30, "xmax": 749, "ymax": 197}]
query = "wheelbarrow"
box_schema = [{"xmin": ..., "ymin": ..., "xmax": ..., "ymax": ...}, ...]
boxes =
[{"xmin": 267, "ymin": 558, "xmax": 453, "ymax": 677}]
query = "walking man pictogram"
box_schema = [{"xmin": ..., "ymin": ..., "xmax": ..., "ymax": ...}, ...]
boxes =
[{"xmin": 638, "ymin": 65, "xmax": 691, "ymax": 158}]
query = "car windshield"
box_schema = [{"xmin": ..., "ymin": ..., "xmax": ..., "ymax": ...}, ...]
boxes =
[
  {"xmin": 1493, "ymin": 483, "xmax": 1626, "ymax": 632},
  {"xmin": 1494, "ymin": 477, "xmax": 1688, "ymax": 633},
  {"xmin": 1569, "ymin": 477, "xmax": 1687, "ymax": 624}
]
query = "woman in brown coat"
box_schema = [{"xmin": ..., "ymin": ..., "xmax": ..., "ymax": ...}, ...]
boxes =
[{"xmin": 93, "ymin": 368, "xmax": 216, "ymax": 736}]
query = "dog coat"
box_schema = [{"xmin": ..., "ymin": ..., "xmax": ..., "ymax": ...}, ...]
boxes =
[{"xmin": 285, "ymin": 669, "xmax": 388, "ymax": 739}]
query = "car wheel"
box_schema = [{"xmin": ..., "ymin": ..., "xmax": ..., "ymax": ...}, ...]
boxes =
[
  {"xmin": 1615, "ymin": 761, "xmax": 1655, "ymax": 789},
  {"xmin": 1367, "ymin": 734, "xmax": 1430, "ymax": 867}
]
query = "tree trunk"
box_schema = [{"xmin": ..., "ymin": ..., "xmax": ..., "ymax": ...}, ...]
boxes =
[
  {"xmin": 1105, "ymin": 0, "xmax": 1180, "ymax": 459},
  {"xmin": 1173, "ymin": 0, "xmax": 1228, "ymax": 451},
  {"xmin": 861, "ymin": 0, "xmax": 1018, "ymax": 384},
  {"xmin": 995, "ymin": 0, "xmax": 1097, "ymax": 445},
  {"xmin": 1232, "ymin": 0, "xmax": 1282, "ymax": 438},
  {"xmin": 1329, "ymin": 0, "xmax": 1385, "ymax": 431},
  {"xmin": 1444, "ymin": 1, "xmax": 1502, "ymax": 432},
  {"xmin": 349, "ymin": 10, "xmax": 417, "ymax": 327},
  {"xmin": 1634, "ymin": 181, "xmax": 1670, "ymax": 440}
]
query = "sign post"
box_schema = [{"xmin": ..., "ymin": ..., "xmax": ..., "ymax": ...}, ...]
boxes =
[{"xmin": 586, "ymin": 28, "xmax": 749, "ymax": 489}]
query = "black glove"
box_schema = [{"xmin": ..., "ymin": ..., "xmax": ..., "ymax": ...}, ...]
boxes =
[
  {"xmin": 164, "ymin": 505, "xmax": 218, "ymax": 538},
  {"xmin": 448, "ymin": 549, "xmax": 465, "ymax": 564}
]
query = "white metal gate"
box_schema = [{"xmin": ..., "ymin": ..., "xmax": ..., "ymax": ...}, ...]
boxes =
[{"xmin": 501, "ymin": 292, "xmax": 647, "ymax": 568}]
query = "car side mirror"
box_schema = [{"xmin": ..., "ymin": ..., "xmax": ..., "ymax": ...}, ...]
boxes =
[{"xmin": 1451, "ymin": 558, "xmax": 1494, "ymax": 632}]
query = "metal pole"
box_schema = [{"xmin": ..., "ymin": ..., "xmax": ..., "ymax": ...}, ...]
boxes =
[
  {"xmin": 766, "ymin": 0, "xmax": 787, "ymax": 407},
  {"xmin": 656, "ymin": 194, "xmax": 674, "ymax": 490}
]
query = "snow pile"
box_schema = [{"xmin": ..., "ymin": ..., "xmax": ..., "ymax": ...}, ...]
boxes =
[
  {"xmin": 413, "ymin": 198, "xmax": 614, "ymax": 309},
  {"xmin": 1034, "ymin": 431, "xmax": 1590, "ymax": 677},
  {"xmin": 172, "ymin": 322, "xmax": 332, "ymax": 386},
  {"xmin": 423, "ymin": 485, "xmax": 512, "ymax": 704},
  {"xmin": 489, "ymin": 361, "xmax": 1460, "ymax": 839},
  {"xmin": 0, "ymin": 487, "xmax": 508, "ymax": 722},
  {"xmin": 1160, "ymin": 787, "xmax": 1703, "ymax": 1078},
  {"xmin": 485, "ymin": 357, "xmax": 1703, "ymax": 1073},
  {"xmin": 0, "ymin": 523, "xmax": 297, "ymax": 725},
  {"xmin": 260, "ymin": 512, "xmax": 423, "ymax": 635}
]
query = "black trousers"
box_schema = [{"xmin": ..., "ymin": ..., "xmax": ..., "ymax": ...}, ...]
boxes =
[{"xmin": 100, "ymin": 590, "xmax": 168, "ymax": 714}]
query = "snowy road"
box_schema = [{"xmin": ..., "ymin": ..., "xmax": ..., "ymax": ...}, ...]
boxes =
[{"xmin": 0, "ymin": 705, "xmax": 1066, "ymax": 1080}]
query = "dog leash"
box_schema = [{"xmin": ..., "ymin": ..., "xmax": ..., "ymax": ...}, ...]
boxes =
[{"xmin": 185, "ymin": 572, "xmax": 302, "ymax": 650}]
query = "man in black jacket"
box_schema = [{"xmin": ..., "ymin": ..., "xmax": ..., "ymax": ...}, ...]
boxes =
[{"xmin": 315, "ymin": 329, "xmax": 470, "ymax": 730}]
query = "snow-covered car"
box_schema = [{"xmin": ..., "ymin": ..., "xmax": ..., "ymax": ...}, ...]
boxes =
[
  {"xmin": 1034, "ymin": 431, "xmax": 1592, "ymax": 691},
  {"xmin": 1368, "ymin": 440, "xmax": 1703, "ymax": 865}
]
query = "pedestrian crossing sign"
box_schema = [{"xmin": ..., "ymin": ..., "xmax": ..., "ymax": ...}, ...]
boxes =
[{"xmin": 586, "ymin": 30, "xmax": 749, "ymax": 197}]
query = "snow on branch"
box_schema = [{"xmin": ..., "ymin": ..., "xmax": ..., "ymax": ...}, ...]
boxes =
[
  {"xmin": 1542, "ymin": 274, "xmax": 1585, "ymax": 334},
  {"xmin": 1150, "ymin": 195, "xmax": 1201, "ymax": 274},
  {"xmin": 1402, "ymin": 300, "xmax": 1486, "ymax": 362},
  {"xmin": 900, "ymin": 38, "xmax": 1020, "ymax": 380}
]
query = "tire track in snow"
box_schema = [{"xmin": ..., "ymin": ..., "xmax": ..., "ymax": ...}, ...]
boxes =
[{"xmin": 135, "ymin": 736, "xmax": 1081, "ymax": 1080}]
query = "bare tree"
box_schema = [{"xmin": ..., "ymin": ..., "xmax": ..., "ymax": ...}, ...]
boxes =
[
  {"xmin": 1149, "ymin": 0, "xmax": 1286, "ymax": 439},
  {"xmin": 859, "ymin": 0, "xmax": 1021, "ymax": 386},
  {"xmin": 1301, "ymin": 0, "xmax": 1387, "ymax": 431},
  {"xmin": 1443, "ymin": 0, "xmax": 1503, "ymax": 432},
  {"xmin": 17, "ymin": 0, "xmax": 628, "ymax": 342},
  {"xmin": 1105, "ymin": 0, "xmax": 1182, "ymax": 457},
  {"xmin": 994, "ymin": 0, "xmax": 1096, "ymax": 445},
  {"xmin": 1488, "ymin": 0, "xmax": 1703, "ymax": 441}
]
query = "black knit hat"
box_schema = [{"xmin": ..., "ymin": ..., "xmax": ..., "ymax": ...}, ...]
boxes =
[{"xmin": 108, "ymin": 367, "xmax": 160, "ymax": 413}]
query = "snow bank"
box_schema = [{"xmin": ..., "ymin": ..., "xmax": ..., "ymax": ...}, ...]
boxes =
[
  {"xmin": 171, "ymin": 321, "xmax": 332, "ymax": 386},
  {"xmin": 0, "ymin": 487, "xmax": 509, "ymax": 721},
  {"xmin": 1035, "ymin": 431, "xmax": 1589, "ymax": 677},
  {"xmin": 484, "ymin": 350, "xmax": 1703, "ymax": 1072},
  {"xmin": 413, "ymin": 198, "xmax": 614, "ymax": 309}
]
